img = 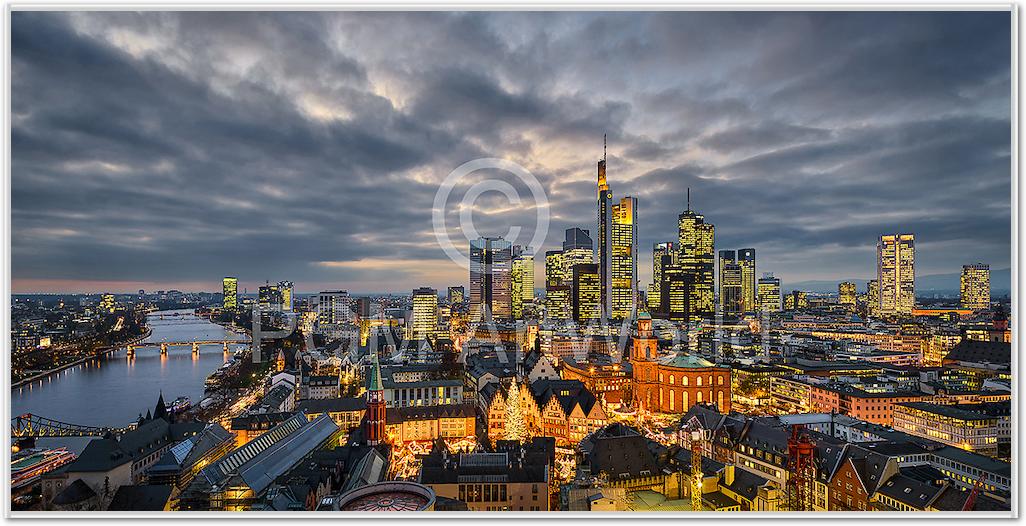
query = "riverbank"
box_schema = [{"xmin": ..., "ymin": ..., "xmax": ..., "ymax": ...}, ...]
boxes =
[{"xmin": 11, "ymin": 327, "xmax": 153, "ymax": 390}]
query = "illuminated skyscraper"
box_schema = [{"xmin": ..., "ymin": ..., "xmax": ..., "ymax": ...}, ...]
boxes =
[
  {"xmin": 678, "ymin": 189, "xmax": 715, "ymax": 322},
  {"xmin": 470, "ymin": 237, "xmax": 512, "ymax": 320},
  {"xmin": 610, "ymin": 196, "xmax": 638, "ymax": 319},
  {"xmin": 447, "ymin": 286, "xmax": 465, "ymax": 305},
  {"xmin": 648, "ymin": 242, "xmax": 674, "ymax": 311},
  {"xmin": 596, "ymin": 137, "xmax": 613, "ymax": 317},
  {"xmin": 258, "ymin": 283, "xmax": 282, "ymax": 311},
  {"xmin": 838, "ymin": 282, "xmax": 856, "ymax": 310},
  {"xmin": 784, "ymin": 290, "xmax": 807, "ymax": 311},
  {"xmin": 737, "ymin": 248, "xmax": 756, "ymax": 312},
  {"xmin": 866, "ymin": 279, "xmax": 879, "ymax": 317},
  {"xmin": 757, "ymin": 273, "xmax": 781, "ymax": 313},
  {"xmin": 877, "ymin": 234, "xmax": 915, "ymax": 316},
  {"xmin": 960, "ymin": 263, "xmax": 990, "ymax": 311},
  {"xmin": 278, "ymin": 280, "xmax": 294, "ymax": 312},
  {"xmin": 719, "ymin": 250, "xmax": 743, "ymax": 316},
  {"xmin": 99, "ymin": 293, "xmax": 115, "ymax": 314},
  {"xmin": 316, "ymin": 290, "xmax": 351, "ymax": 325},
  {"xmin": 571, "ymin": 263, "xmax": 601, "ymax": 324},
  {"xmin": 659, "ymin": 260, "xmax": 690, "ymax": 322},
  {"xmin": 511, "ymin": 250, "xmax": 535, "ymax": 319},
  {"xmin": 545, "ymin": 250, "xmax": 569, "ymax": 321},
  {"xmin": 222, "ymin": 277, "xmax": 238, "ymax": 310},
  {"xmin": 411, "ymin": 287, "xmax": 438, "ymax": 340}
]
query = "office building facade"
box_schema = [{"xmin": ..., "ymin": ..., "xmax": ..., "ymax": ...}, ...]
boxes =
[
  {"xmin": 960, "ymin": 263, "xmax": 990, "ymax": 311},
  {"xmin": 877, "ymin": 234, "xmax": 915, "ymax": 316},
  {"xmin": 222, "ymin": 277, "xmax": 238, "ymax": 310},
  {"xmin": 470, "ymin": 237, "xmax": 513, "ymax": 321}
]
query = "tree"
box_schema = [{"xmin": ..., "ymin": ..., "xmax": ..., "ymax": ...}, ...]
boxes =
[{"xmin": 504, "ymin": 378, "xmax": 525, "ymax": 442}]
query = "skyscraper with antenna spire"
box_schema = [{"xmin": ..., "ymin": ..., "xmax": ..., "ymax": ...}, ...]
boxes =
[
  {"xmin": 595, "ymin": 135, "xmax": 638, "ymax": 320},
  {"xmin": 678, "ymin": 187, "xmax": 715, "ymax": 323}
]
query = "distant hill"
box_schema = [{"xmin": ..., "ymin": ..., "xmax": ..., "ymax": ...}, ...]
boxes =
[{"xmin": 785, "ymin": 267, "xmax": 1011, "ymax": 295}]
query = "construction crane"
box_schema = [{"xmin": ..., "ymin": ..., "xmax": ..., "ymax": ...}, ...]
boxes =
[
  {"xmin": 682, "ymin": 416, "xmax": 705, "ymax": 512},
  {"xmin": 962, "ymin": 474, "xmax": 986, "ymax": 511},
  {"xmin": 786, "ymin": 424, "xmax": 816, "ymax": 512}
]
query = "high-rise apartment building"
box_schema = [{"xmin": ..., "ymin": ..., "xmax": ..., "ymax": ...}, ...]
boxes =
[
  {"xmin": 757, "ymin": 273, "xmax": 781, "ymax": 313},
  {"xmin": 470, "ymin": 237, "xmax": 513, "ymax": 320},
  {"xmin": 411, "ymin": 287, "xmax": 438, "ymax": 340},
  {"xmin": 610, "ymin": 197, "xmax": 638, "ymax": 319},
  {"xmin": 222, "ymin": 277, "xmax": 238, "ymax": 310},
  {"xmin": 316, "ymin": 290, "xmax": 351, "ymax": 326},
  {"xmin": 877, "ymin": 234, "xmax": 915, "ymax": 316},
  {"xmin": 960, "ymin": 263, "xmax": 991, "ymax": 311},
  {"xmin": 719, "ymin": 250, "xmax": 743, "ymax": 316},
  {"xmin": 839, "ymin": 281, "xmax": 857, "ymax": 310},
  {"xmin": 738, "ymin": 248, "xmax": 756, "ymax": 312},
  {"xmin": 447, "ymin": 286, "xmax": 465, "ymax": 305},
  {"xmin": 678, "ymin": 190, "xmax": 715, "ymax": 322},
  {"xmin": 648, "ymin": 242, "xmax": 674, "ymax": 312},
  {"xmin": 571, "ymin": 263, "xmax": 601, "ymax": 324}
]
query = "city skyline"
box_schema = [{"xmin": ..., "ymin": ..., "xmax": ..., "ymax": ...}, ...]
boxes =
[{"xmin": 12, "ymin": 11, "xmax": 1012, "ymax": 294}]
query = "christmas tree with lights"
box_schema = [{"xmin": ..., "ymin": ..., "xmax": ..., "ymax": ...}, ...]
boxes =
[{"xmin": 504, "ymin": 377, "xmax": 525, "ymax": 442}]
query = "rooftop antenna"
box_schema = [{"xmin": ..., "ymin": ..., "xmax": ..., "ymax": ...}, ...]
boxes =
[
  {"xmin": 687, "ymin": 187, "xmax": 691, "ymax": 212},
  {"xmin": 603, "ymin": 133, "xmax": 607, "ymax": 163}
]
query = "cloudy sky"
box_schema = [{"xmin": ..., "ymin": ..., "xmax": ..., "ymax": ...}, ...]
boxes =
[{"xmin": 11, "ymin": 11, "xmax": 1011, "ymax": 294}]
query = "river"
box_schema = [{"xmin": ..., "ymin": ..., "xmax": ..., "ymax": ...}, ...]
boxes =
[{"xmin": 11, "ymin": 309, "xmax": 249, "ymax": 438}]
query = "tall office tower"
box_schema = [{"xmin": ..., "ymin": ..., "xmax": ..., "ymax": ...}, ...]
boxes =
[
  {"xmin": 411, "ymin": 287, "xmax": 438, "ymax": 340},
  {"xmin": 99, "ymin": 293, "xmax": 116, "ymax": 314},
  {"xmin": 572, "ymin": 263, "xmax": 601, "ymax": 323},
  {"xmin": 511, "ymin": 259, "xmax": 524, "ymax": 319},
  {"xmin": 316, "ymin": 290, "xmax": 351, "ymax": 325},
  {"xmin": 510, "ymin": 251, "xmax": 535, "ymax": 320},
  {"xmin": 596, "ymin": 138, "xmax": 613, "ymax": 318},
  {"xmin": 470, "ymin": 237, "xmax": 513, "ymax": 320},
  {"xmin": 678, "ymin": 190, "xmax": 715, "ymax": 322},
  {"xmin": 545, "ymin": 250, "xmax": 569, "ymax": 321},
  {"xmin": 278, "ymin": 281, "xmax": 294, "ymax": 312},
  {"xmin": 719, "ymin": 251, "xmax": 743, "ymax": 316},
  {"xmin": 659, "ymin": 260, "xmax": 690, "ymax": 322},
  {"xmin": 258, "ymin": 283, "xmax": 281, "ymax": 311},
  {"xmin": 447, "ymin": 286, "xmax": 465, "ymax": 305},
  {"xmin": 562, "ymin": 227, "xmax": 594, "ymax": 277},
  {"xmin": 838, "ymin": 282, "xmax": 857, "ymax": 310},
  {"xmin": 222, "ymin": 277, "xmax": 238, "ymax": 310},
  {"xmin": 648, "ymin": 242, "xmax": 675, "ymax": 312},
  {"xmin": 960, "ymin": 263, "xmax": 991, "ymax": 311},
  {"xmin": 877, "ymin": 234, "xmax": 915, "ymax": 316},
  {"xmin": 564, "ymin": 227, "xmax": 592, "ymax": 251},
  {"xmin": 757, "ymin": 273, "xmax": 781, "ymax": 313},
  {"xmin": 355, "ymin": 297, "xmax": 372, "ymax": 319},
  {"xmin": 737, "ymin": 248, "xmax": 756, "ymax": 312},
  {"xmin": 610, "ymin": 196, "xmax": 638, "ymax": 319},
  {"xmin": 866, "ymin": 280, "xmax": 879, "ymax": 317}
]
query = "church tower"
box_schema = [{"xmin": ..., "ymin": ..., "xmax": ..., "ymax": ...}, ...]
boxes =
[{"xmin": 365, "ymin": 352, "xmax": 387, "ymax": 446}]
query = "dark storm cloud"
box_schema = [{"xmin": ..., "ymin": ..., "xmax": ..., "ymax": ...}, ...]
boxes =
[{"xmin": 10, "ymin": 10, "xmax": 1011, "ymax": 292}]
